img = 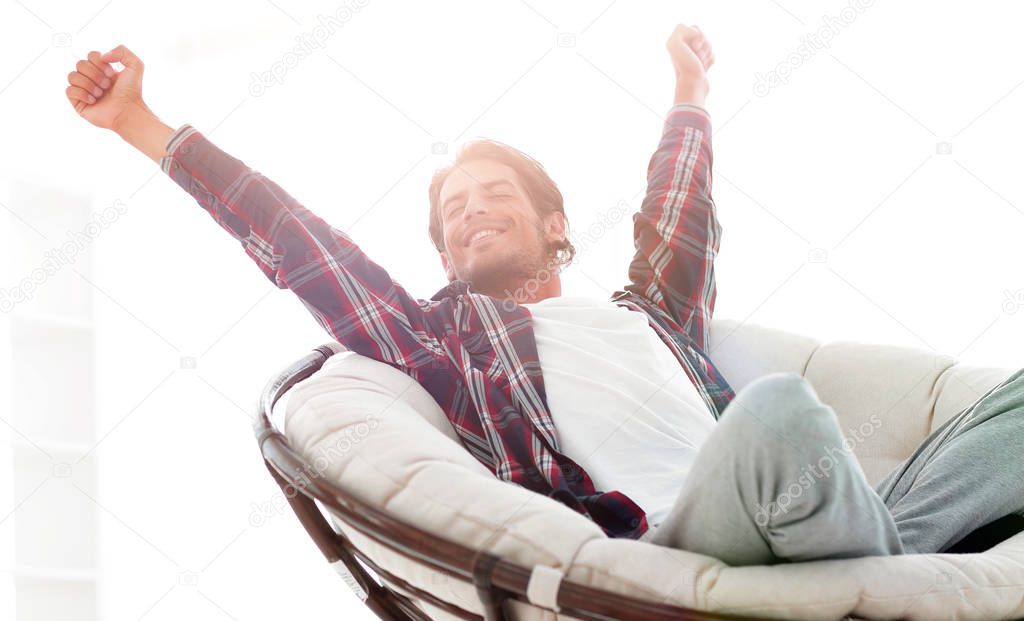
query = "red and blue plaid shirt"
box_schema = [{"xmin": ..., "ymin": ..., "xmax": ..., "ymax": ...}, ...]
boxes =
[{"xmin": 160, "ymin": 104, "xmax": 735, "ymax": 539}]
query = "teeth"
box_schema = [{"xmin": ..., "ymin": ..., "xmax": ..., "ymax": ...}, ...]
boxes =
[{"xmin": 469, "ymin": 229, "xmax": 501, "ymax": 245}]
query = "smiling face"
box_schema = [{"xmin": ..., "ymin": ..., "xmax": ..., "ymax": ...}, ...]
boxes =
[{"xmin": 437, "ymin": 158, "xmax": 566, "ymax": 300}]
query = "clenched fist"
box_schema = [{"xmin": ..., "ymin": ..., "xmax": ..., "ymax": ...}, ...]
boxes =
[
  {"xmin": 666, "ymin": 24, "xmax": 715, "ymax": 106},
  {"xmin": 66, "ymin": 45, "xmax": 149, "ymax": 132},
  {"xmin": 65, "ymin": 44, "xmax": 173, "ymax": 162}
]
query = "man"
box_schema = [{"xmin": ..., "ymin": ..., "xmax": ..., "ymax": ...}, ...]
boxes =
[{"xmin": 67, "ymin": 25, "xmax": 1024, "ymax": 566}]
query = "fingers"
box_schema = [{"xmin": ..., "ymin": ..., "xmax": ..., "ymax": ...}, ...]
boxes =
[
  {"xmin": 66, "ymin": 84, "xmax": 96, "ymax": 113},
  {"xmin": 67, "ymin": 71, "xmax": 104, "ymax": 98},
  {"xmin": 73, "ymin": 59, "xmax": 110, "ymax": 91},
  {"xmin": 685, "ymin": 24, "xmax": 714, "ymax": 70},
  {"xmin": 65, "ymin": 84, "xmax": 96, "ymax": 104},
  {"xmin": 695, "ymin": 48, "xmax": 714, "ymax": 70},
  {"xmin": 101, "ymin": 44, "xmax": 143, "ymax": 70},
  {"xmin": 66, "ymin": 49, "xmax": 119, "ymax": 114},
  {"xmin": 696, "ymin": 41, "xmax": 714, "ymax": 69},
  {"xmin": 87, "ymin": 50, "xmax": 117, "ymax": 79},
  {"xmin": 672, "ymin": 23, "xmax": 700, "ymax": 45},
  {"xmin": 670, "ymin": 23, "xmax": 712, "ymax": 60},
  {"xmin": 687, "ymin": 25, "xmax": 708, "ymax": 50}
]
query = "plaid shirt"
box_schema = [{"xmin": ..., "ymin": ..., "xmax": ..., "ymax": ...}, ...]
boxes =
[{"xmin": 159, "ymin": 103, "xmax": 734, "ymax": 539}]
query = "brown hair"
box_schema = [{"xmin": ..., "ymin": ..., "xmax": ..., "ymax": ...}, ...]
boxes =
[{"xmin": 428, "ymin": 139, "xmax": 576, "ymax": 271}]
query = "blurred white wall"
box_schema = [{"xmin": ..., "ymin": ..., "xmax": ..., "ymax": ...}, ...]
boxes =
[{"xmin": 1, "ymin": 0, "xmax": 1023, "ymax": 619}]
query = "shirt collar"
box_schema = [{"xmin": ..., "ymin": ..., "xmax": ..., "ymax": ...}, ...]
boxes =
[{"xmin": 429, "ymin": 278, "xmax": 474, "ymax": 301}]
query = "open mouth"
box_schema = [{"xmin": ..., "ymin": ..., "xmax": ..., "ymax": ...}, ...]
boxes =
[{"xmin": 466, "ymin": 228, "xmax": 506, "ymax": 248}]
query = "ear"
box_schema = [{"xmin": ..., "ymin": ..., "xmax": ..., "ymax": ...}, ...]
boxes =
[
  {"xmin": 440, "ymin": 251, "xmax": 456, "ymax": 281},
  {"xmin": 543, "ymin": 211, "xmax": 567, "ymax": 244}
]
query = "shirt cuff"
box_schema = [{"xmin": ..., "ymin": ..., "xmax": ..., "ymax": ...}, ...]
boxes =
[
  {"xmin": 665, "ymin": 103, "xmax": 711, "ymax": 136},
  {"xmin": 159, "ymin": 124, "xmax": 199, "ymax": 174},
  {"xmin": 669, "ymin": 103, "xmax": 710, "ymax": 118}
]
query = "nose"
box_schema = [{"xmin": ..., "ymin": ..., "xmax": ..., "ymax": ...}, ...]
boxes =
[{"xmin": 461, "ymin": 198, "xmax": 490, "ymax": 221}]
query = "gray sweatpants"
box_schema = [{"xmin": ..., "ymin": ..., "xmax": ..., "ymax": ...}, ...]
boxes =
[{"xmin": 642, "ymin": 369, "xmax": 1024, "ymax": 565}]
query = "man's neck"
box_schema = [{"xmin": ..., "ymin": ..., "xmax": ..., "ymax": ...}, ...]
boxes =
[
  {"xmin": 479, "ymin": 275, "xmax": 562, "ymax": 305},
  {"xmin": 430, "ymin": 274, "xmax": 562, "ymax": 304}
]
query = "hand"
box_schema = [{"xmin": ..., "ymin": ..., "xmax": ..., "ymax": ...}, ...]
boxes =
[
  {"xmin": 66, "ymin": 44, "xmax": 172, "ymax": 162},
  {"xmin": 666, "ymin": 24, "xmax": 715, "ymax": 106},
  {"xmin": 66, "ymin": 45, "xmax": 149, "ymax": 132}
]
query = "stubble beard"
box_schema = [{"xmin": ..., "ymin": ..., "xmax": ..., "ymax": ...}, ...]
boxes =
[{"xmin": 462, "ymin": 221, "xmax": 554, "ymax": 300}]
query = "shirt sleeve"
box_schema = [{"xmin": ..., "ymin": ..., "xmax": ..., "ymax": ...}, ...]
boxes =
[
  {"xmin": 159, "ymin": 124, "xmax": 446, "ymax": 373},
  {"xmin": 624, "ymin": 104, "xmax": 722, "ymax": 352}
]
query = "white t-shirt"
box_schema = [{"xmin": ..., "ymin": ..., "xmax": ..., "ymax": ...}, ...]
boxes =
[{"xmin": 521, "ymin": 295, "xmax": 717, "ymax": 527}]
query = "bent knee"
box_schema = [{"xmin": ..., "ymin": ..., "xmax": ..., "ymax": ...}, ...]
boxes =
[
  {"xmin": 734, "ymin": 372, "xmax": 815, "ymax": 410},
  {"xmin": 724, "ymin": 372, "xmax": 832, "ymax": 433}
]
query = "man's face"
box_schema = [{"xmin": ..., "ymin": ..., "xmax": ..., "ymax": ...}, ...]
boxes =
[{"xmin": 438, "ymin": 159, "xmax": 564, "ymax": 297}]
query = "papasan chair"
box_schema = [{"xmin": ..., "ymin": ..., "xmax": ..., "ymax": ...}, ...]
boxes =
[{"xmin": 254, "ymin": 318, "xmax": 1024, "ymax": 621}]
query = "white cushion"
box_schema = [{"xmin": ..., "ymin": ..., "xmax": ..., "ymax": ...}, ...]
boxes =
[
  {"xmin": 567, "ymin": 534, "xmax": 1024, "ymax": 620},
  {"xmin": 283, "ymin": 350, "xmax": 605, "ymax": 617},
  {"xmin": 282, "ymin": 319, "xmax": 1024, "ymax": 620}
]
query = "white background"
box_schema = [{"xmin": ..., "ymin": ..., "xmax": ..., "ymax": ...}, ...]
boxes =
[{"xmin": 1, "ymin": 0, "xmax": 1023, "ymax": 619}]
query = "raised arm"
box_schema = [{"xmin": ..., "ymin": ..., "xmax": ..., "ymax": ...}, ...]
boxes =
[
  {"xmin": 66, "ymin": 45, "xmax": 448, "ymax": 374},
  {"xmin": 625, "ymin": 25, "xmax": 721, "ymax": 351}
]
